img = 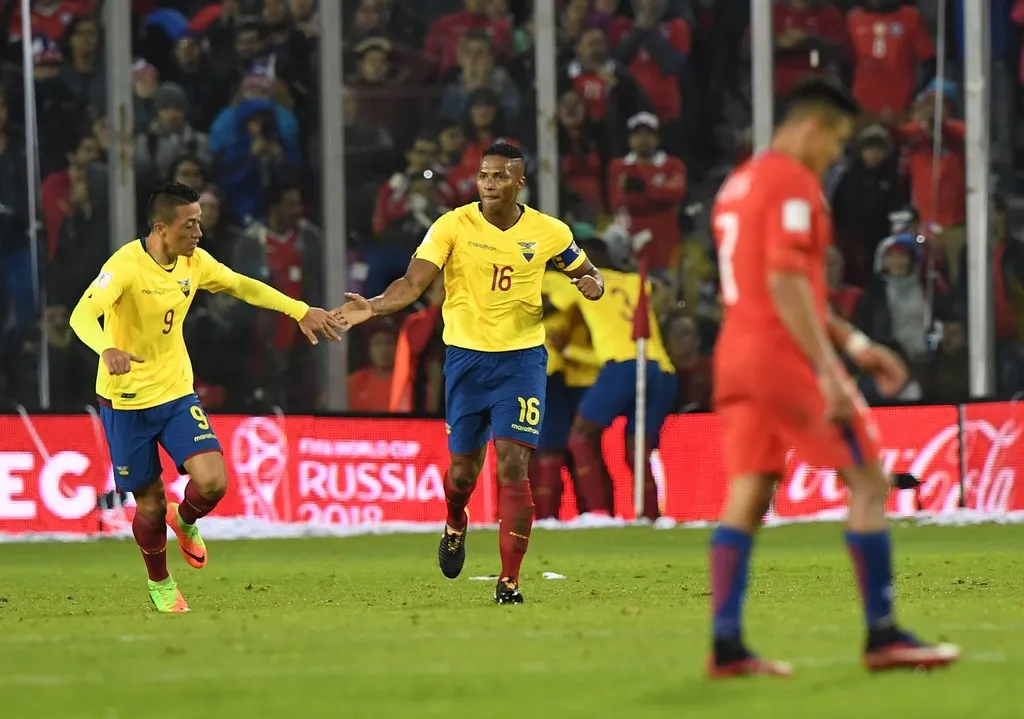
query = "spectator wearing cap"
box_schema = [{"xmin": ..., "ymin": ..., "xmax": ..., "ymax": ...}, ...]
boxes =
[
  {"xmin": 827, "ymin": 123, "xmax": 902, "ymax": 286},
  {"xmin": 165, "ymin": 32, "xmax": 230, "ymax": 132},
  {"xmin": 563, "ymin": 24, "xmax": 651, "ymax": 160},
  {"xmin": 348, "ymin": 319, "xmax": 399, "ymax": 413},
  {"xmin": 347, "ymin": 37, "xmax": 418, "ymax": 152},
  {"xmin": 131, "ymin": 59, "xmax": 161, "ymax": 133},
  {"xmin": 134, "ymin": 82, "xmax": 212, "ymax": 197},
  {"xmin": 425, "ymin": 0, "xmax": 512, "ymax": 77},
  {"xmin": 607, "ymin": 112, "xmax": 686, "ymax": 271},
  {"xmin": 59, "ymin": 13, "xmax": 105, "ymax": 117},
  {"xmin": 438, "ymin": 29, "xmax": 520, "ymax": 124},
  {"xmin": 895, "ymin": 80, "xmax": 966, "ymax": 284},
  {"xmin": 614, "ymin": 0, "xmax": 692, "ymax": 158}
]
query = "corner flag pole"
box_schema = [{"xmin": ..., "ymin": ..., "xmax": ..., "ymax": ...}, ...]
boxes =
[{"xmin": 632, "ymin": 258, "xmax": 651, "ymax": 520}]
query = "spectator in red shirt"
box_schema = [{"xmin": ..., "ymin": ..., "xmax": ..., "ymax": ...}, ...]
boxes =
[
  {"xmin": 558, "ymin": 89, "xmax": 606, "ymax": 219},
  {"xmin": 896, "ymin": 81, "xmax": 967, "ymax": 283},
  {"xmin": 589, "ymin": 0, "xmax": 633, "ymax": 46},
  {"xmin": 607, "ymin": 112, "xmax": 686, "ymax": 271},
  {"xmin": 563, "ymin": 25, "xmax": 650, "ymax": 158},
  {"xmin": 348, "ymin": 321, "xmax": 399, "ymax": 413},
  {"xmin": 613, "ymin": 0, "xmax": 691, "ymax": 157},
  {"xmin": 663, "ymin": 312, "xmax": 711, "ymax": 411},
  {"xmin": 425, "ymin": 0, "xmax": 512, "ymax": 78},
  {"xmin": 847, "ymin": 0, "xmax": 935, "ymax": 118},
  {"xmin": 9, "ymin": 0, "xmax": 94, "ymax": 41},
  {"xmin": 773, "ymin": 0, "xmax": 850, "ymax": 98},
  {"xmin": 372, "ymin": 131, "xmax": 454, "ymax": 235}
]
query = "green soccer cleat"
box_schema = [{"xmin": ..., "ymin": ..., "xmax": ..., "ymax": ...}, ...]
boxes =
[
  {"xmin": 166, "ymin": 502, "xmax": 208, "ymax": 569},
  {"xmin": 148, "ymin": 576, "xmax": 190, "ymax": 613}
]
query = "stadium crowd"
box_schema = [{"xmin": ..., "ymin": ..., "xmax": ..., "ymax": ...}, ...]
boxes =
[{"xmin": 0, "ymin": 0, "xmax": 1021, "ymax": 414}]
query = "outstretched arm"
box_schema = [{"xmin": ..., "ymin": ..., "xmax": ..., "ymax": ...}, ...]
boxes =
[
  {"xmin": 827, "ymin": 309, "xmax": 908, "ymax": 396},
  {"xmin": 368, "ymin": 258, "xmax": 440, "ymax": 316},
  {"xmin": 201, "ymin": 255, "xmax": 341, "ymax": 344},
  {"xmin": 332, "ymin": 258, "xmax": 440, "ymax": 330}
]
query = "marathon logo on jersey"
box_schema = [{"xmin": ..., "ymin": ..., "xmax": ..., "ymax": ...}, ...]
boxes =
[
  {"xmin": 120, "ymin": 393, "xmax": 137, "ymax": 399},
  {"xmin": 177, "ymin": 279, "xmax": 191, "ymax": 297},
  {"xmin": 518, "ymin": 241, "xmax": 537, "ymax": 262}
]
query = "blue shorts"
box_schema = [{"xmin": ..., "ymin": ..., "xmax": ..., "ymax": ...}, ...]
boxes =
[
  {"xmin": 444, "ymin": 345, "xmax": 548, "ymax": 454},
  {"xmin": 99, "ymin": 393, "xmax": 222, "ymax": 493},
  {"xmin": 537, "ymin": 373, "xmax": 586, "ymax": 452},
  {"xmin": 577, "ymin": 360, "xmax": 678, "ymax": 448}
]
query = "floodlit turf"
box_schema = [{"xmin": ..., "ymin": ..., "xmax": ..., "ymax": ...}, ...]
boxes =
[{"xmin": 1, "ymin": 524, "xmax": 1022, "ymax": 719}]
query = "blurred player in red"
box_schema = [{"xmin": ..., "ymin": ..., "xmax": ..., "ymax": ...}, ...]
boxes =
[{"xmin": 708, "ymin": 78, "xmax": 961, "ymax": 678}]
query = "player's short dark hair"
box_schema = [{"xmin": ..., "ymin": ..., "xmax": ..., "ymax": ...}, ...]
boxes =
[
  {"xmin": 783, "ymin": 76, "xmax": 861, "ymax": 124},
  {"xmin": 482, "ymin": 141, "xmax": 524, "ymax": 163},
  {"xmin": 148, "ymin": 182, "xmax": 201, "ymax": 228}
]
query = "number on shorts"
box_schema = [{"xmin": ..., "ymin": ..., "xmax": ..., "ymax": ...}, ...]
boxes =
[
  {"xmin": 491, "ymin": 264, "xmax": 513, "ymax": 292},
  {"xmin": 162, "ymin": 309, "xmax": 175, "ymax": 334},
  {"xmin": 517, "ymin": 396, "xmax": 541, "ymax": 426},
  {"xmin": 190, "ymin": 404, "xmax": 210, "ymax": 430},
  {"xmin": 714, "ymin": 212, "xmax": 740, "ymax": 306}
]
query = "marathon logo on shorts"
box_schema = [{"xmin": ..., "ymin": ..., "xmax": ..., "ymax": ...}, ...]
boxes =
[
  {"xmin": 517, "ymin": 241, "xmax": 537, "ymax": 262},
  {"xmin": 177, "ymin": 279, "xmax": 191, "ymax": 297}
]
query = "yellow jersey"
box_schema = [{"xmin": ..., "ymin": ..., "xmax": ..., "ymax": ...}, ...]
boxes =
[
  {"xmin": 414, "ymin": 203, "xmax": 587, "ymax": 353},
  {"xmin": 542, "ymin": 271, "xmax": 600, "ymax": 388},
  {"xmin": 550, "ymin": 268, "xmax": 674, "ymax": 373},
  {"xmin": 69, "ymin": 240, "xmax": 309, "ymax": 410}
]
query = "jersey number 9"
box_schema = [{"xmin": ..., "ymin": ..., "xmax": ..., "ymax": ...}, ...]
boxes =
[
  {"xmin": 190, "ymin": 405, "xmax": 210, "ymax": 431},
  {"xmin": 491, "ymin": 264, "xmax": 513, "ymax": 292},
  {"xmin": 714, "ymin": 212, "xmax": 740, "ymax": 306},
  {"xmin": 162, "ymin": 309, "xmax": 175, "ymax": 335}
]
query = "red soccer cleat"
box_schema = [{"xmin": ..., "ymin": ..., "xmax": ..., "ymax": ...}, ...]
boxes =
[
  {"xmin": 707, "ymin": 655, "xmax": 794, "ymax": 679},
  {"xmin": 864, "ymin": 637, "xmax": 961, "ymax": 672}
]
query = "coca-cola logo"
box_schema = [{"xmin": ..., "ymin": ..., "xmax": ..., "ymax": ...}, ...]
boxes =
[{"xmin": 0, "ymin": 452, "xmax": 97, "ymax": 520}]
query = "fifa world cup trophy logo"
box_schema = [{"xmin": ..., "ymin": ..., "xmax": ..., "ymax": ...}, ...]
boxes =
[{"xmin": 230, "ymin": 417, "xmax": 288, "ymax": 522}]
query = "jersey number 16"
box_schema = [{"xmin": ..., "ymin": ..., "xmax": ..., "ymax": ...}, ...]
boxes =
[{"xmin": 714, "ymin": 213, "xmax": 740, "ymax": 306}]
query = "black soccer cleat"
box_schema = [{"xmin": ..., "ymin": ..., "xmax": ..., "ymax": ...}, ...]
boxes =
[
  {"xmin": 891, "ymin": 473, "xmax": 921, "ymax": 490},
  {"xmin": 494, "ymin": 576, "xmax": 524, "ymax": 605},
  {"xmin": 438, "ymin": 524, "xmax": 467, "ymax": 579}
]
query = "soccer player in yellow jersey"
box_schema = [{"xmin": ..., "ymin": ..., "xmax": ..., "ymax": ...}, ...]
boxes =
[
  {"xmin": 532, "ymin": 270, "xmax": 601, "ymax": 519},
  {"xmin": 333, "ymin": 143, "xmax": 604, "ymax": 603},
  {"xmin": 69, "ymin": 183, "xmax": 341, "ymax": 613},
  {"xmin": 550, "ymin": 238, "xmax": 678, "ymax": 522}
]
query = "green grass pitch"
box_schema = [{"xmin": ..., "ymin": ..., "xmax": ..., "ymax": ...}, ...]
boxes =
[{"xmin": 0, "ymin": 523, "xmax": 1021, "ymax": 718}]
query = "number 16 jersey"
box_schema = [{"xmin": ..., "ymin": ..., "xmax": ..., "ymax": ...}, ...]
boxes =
[
  {"xmin": 414, "ymin": 203, "xmax": 587, "ymax": 353},
  {"xmin": 710, "ymin": 151, "xmax": 833, "ymax": 399}
]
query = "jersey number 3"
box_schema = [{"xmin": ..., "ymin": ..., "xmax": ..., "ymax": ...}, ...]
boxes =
[{"xmin": 714, "ymin": 213, "xmax": 740, "ymax": 306}]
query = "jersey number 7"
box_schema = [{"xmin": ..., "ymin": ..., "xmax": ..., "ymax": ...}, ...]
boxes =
[{"xmin": 714, "ymin": 213, "xmax": 739, "ymax": 306}]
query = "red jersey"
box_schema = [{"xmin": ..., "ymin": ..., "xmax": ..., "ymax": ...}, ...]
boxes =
[
  {"xmin": 897, "ymin": 120, "xmax": 966, "ymax": 228},
  {"xmin": 9, "ymin": 0, "xmax": 94, "ymax": 40},
  {"xmin": 566, "ymin": 58, "xmax": 616, "ymax": 120},
  {"xmin": 847, "ymin": 6, "xmax": 934, "ymax": 115},
  {"xmin": 711, "ymin": 151, "xmax": 832, "ymax": 392},
  {"xmin": 773, "ymin": 1, "xmax": 850, "ymax": 96}
]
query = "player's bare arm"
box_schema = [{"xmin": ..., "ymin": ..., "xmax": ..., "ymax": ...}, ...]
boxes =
[
  {"xmin": 332, "ymin": 257, "xmax": 440, "ymax": 331},
  {"xmin": 565, "ymin": 259, "xmax": 604, "ymax": 300},
  {"xmin": 826, "ymin": 310, "xmax": 908, "ymax": 397},
  {"xmin": 767, "ymin": 270, "xmax": 853, "ymax": 422}
]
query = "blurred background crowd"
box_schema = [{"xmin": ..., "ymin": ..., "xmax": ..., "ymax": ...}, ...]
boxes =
[{"xmin": 0, "ymin": 0, "xmax": 1021, "ymax": 415}]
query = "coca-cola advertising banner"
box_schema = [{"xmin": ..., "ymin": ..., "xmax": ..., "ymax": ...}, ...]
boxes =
[{"xmin": 0, "ymin": 403, "xmax": 1021, "ymax": 538}]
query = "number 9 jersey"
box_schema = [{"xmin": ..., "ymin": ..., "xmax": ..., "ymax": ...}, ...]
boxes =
[{"xmin": 710, "ymin": 150, "xmax": 833, "ymax": 399}]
